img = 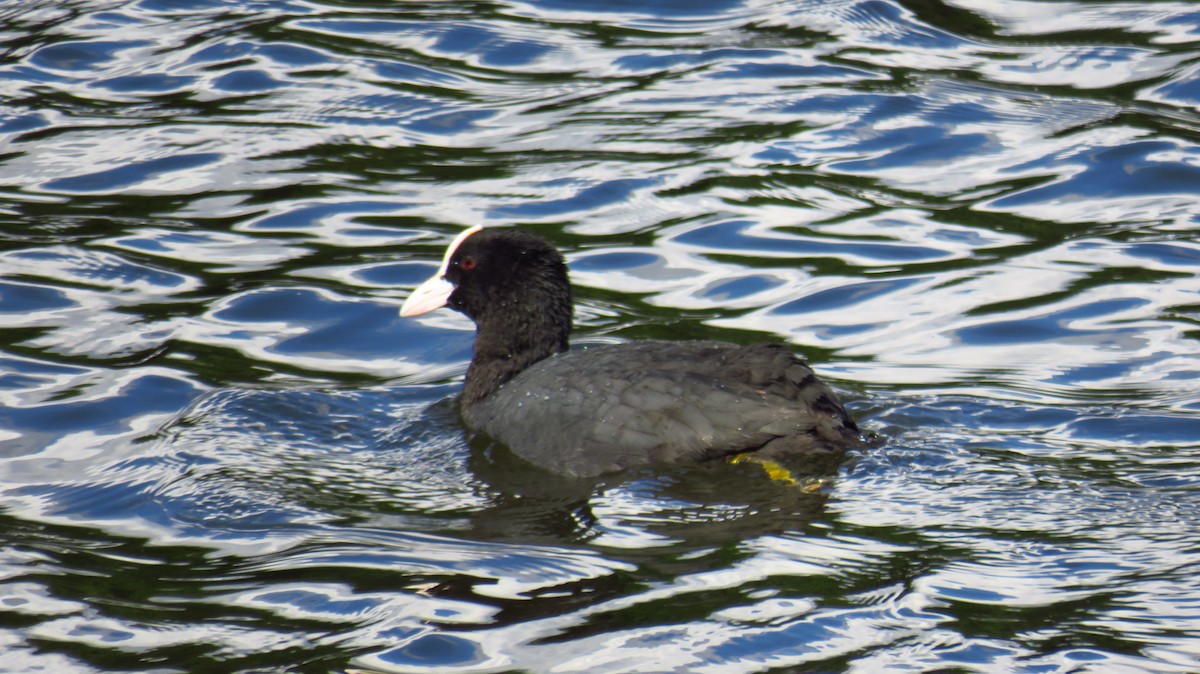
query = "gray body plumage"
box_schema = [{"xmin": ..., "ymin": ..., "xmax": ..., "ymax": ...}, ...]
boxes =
[{"xmin": 463, "ymin": 340, "xmax": 857, "ymax": 477}]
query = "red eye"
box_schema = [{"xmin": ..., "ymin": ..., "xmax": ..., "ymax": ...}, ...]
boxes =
[{"xmin": 460, "ymin": 256, "xmax": 476, "ymax": 271}]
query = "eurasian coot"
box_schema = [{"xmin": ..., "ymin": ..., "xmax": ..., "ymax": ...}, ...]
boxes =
[{"xmin": 401, "ymin": 226, "xmax": 862, "ymax": 478}]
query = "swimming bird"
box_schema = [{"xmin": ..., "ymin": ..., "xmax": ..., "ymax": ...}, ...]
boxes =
[{"xmin": 401, "ymin": 226, "xmax": 862, "ymax": 478}]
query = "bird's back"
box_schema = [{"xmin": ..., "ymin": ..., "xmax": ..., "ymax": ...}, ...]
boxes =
[{"xmin": 463, "ymin": 340, "xmax": 860, "ymax": 477}]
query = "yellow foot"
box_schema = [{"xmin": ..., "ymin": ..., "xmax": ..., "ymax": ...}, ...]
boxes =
[{"xmin": 729, "ymin": 454, "xmax": 827, "ymax": 491}]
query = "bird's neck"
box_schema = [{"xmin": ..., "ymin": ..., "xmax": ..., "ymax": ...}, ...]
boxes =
[{"xmin": 461, "ymin": 299, "xmax": 571, "ymax": 405}]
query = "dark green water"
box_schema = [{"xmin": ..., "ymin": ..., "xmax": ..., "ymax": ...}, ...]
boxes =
[{"xmin": 1, "ymin": 0, "xmax": 1198, "ymax": 672}]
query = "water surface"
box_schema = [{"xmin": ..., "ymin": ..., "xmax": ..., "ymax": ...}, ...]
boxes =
[{"xmin": 1, "ymin": 0, "xmax": 1198, "ymax": 672}]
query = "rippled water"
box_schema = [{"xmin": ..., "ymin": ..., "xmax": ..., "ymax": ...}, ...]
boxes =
[{"xmin": 2, "ymin": 0, "xmax": 1199, "ymax": 672}]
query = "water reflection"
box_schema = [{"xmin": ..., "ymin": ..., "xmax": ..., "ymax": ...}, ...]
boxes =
[{"xmin": 1, "ymin": 0, "xmax": 1199, "ymax": 671}]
